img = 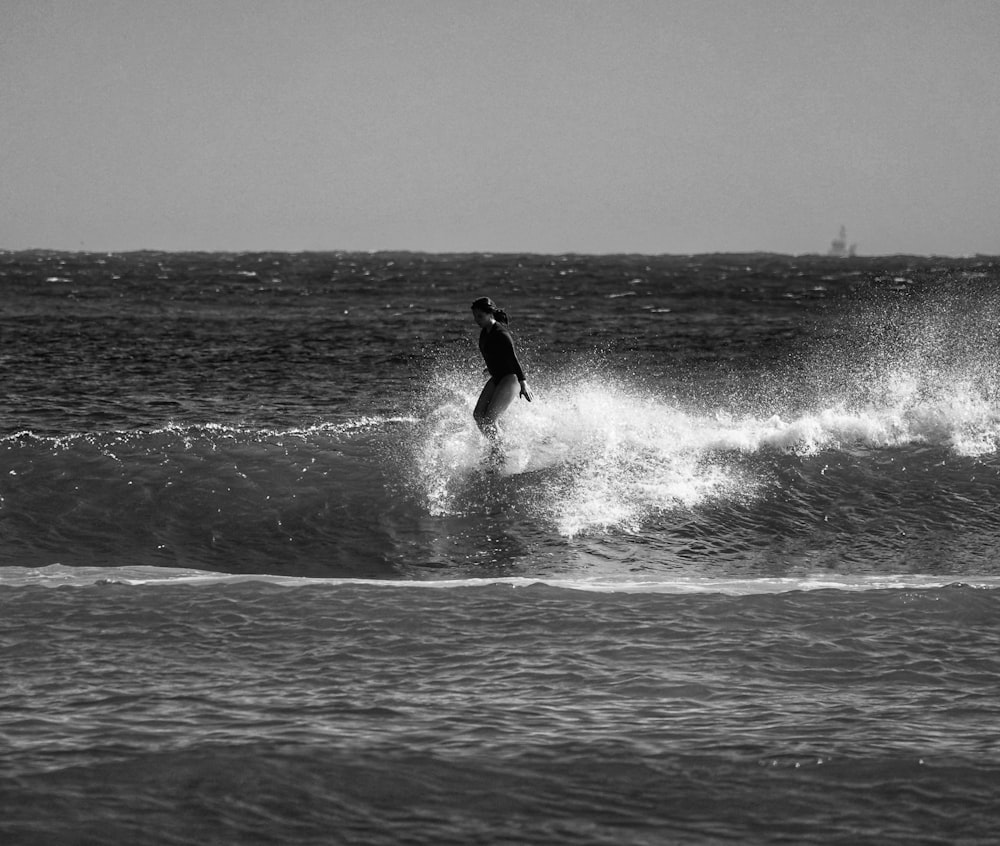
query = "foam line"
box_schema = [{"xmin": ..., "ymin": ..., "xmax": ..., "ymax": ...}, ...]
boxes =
[{"xmin": 4, "ymin": 565, "xmax": 999, "ymax": 594}]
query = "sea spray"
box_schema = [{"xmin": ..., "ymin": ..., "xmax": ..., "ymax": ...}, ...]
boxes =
[
  {"xmin": 410, "ymin": 335, "xmax": 1000, "ymax": 537},
  {"xmin": 409, "ymin": 374, "xmax": 758, "ymax": 536},
  {"xmin": 784, "ymin": 274, "xmax": 1000, "ymax": 449}
]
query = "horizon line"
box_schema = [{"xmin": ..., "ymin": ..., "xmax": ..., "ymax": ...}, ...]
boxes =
[{"xmin": 3, "ymin": 247, "xmax": 998, "ymax": 261}]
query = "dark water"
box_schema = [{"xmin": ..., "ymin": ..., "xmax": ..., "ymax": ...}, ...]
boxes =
[{"xmin": 2, "ymin": 250, "xmax": 1000, "ymax": 844}]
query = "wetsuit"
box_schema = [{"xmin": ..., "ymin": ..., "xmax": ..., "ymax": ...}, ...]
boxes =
[{"xmin": 479, "ymin": 323, "xmax": 526, "ymax": 382}]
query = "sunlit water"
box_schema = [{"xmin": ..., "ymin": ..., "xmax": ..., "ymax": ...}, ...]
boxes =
[{"xmin": 2, "ymin": 250, "xmax": 1000, "ymax": 844}]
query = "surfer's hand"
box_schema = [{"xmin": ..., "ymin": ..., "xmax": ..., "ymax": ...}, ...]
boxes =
[{"xmin": 519, "ymin": 381, "xmax": 533, "ymax": 402}]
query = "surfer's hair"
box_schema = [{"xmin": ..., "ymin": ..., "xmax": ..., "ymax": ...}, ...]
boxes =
[{"xmin": 471, "ymin": 296, "xmax": 509, "ymax": 325}]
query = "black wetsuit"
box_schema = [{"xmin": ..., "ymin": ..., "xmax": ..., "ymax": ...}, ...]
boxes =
[{"xmin": 479, "ymin": 323, "xmax": 526, "ymax": 382}]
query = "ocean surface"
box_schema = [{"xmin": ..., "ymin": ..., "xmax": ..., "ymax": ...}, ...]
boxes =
[{"xmin": 2, "ymin": 249, "xmax": 1000, "ymax": 844}]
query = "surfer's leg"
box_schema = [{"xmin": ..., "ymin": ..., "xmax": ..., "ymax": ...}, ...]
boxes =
[
  {"xmin": 481, "ymin": 374, "xmax": 519, "ymax": 429},
  {"xmin": 473, "ymin": 378, "xmax": 498, "ymax": 433},
  {"xmin": 475, "ymin": 375, "xmax": 518, "ymax": 468},
  {"xmin": 474, "ymin": 374, "xmax": 519, "ymax": 439}
]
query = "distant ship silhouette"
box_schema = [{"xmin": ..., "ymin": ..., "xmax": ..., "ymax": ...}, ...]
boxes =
[{"xmin": 828, "ymin": 225, "xmax": 857, "ymax": 257}]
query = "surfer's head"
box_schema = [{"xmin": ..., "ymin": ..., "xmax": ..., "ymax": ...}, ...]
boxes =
[{"xmin": 472, "ymin": 297, "xmax": 509, "ymax": 325}]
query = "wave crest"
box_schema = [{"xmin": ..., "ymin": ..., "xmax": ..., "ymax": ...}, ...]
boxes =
[{"xmin": 412, "ymin": 347, "xmax": 1000, "ymax": 536}]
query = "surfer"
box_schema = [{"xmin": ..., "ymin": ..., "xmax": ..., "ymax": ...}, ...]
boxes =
[{"xmin": 471, "ymin": 297, "xmax": 532, "ymax": 441}]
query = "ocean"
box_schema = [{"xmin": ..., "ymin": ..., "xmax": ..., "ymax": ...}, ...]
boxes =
[{"xmin": 2, "ymin": 249, "xmax": 999, "ymax": 844}]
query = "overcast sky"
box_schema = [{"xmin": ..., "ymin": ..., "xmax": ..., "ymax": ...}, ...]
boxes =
[{"xmin": 3, "ymin": 0, "xmax": 998, "ymax": 255}]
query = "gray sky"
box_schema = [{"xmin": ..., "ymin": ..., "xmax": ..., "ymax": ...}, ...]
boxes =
[{"xmin": 3, "ymin": 0, "xmax": 998, "ymax": 255}]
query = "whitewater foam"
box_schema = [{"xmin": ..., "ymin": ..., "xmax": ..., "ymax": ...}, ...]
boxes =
[
  {"xmin": 5, "ymin": 564, "xmax": 999, "ymax": 595},
  {"xmin": 411, "ymin": 364, "xmax": 1000, "ymax": 536}
]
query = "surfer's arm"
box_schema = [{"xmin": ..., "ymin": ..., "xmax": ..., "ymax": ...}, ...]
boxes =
[
  {"xmin": 497, "ymin": 330, "xmax": 526, "ymax": 383},
  {"xmin": 501, "ymin": 334, "xmax": 531, "ymax": 400}
]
